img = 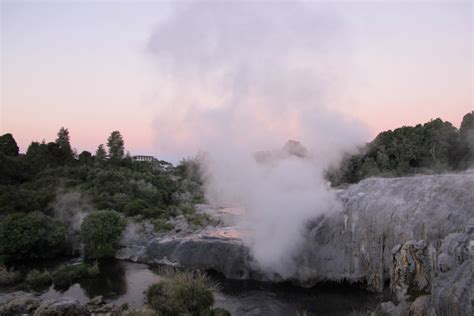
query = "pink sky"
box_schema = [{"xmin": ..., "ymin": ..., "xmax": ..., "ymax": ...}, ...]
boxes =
[{"xmin": 1, "ymin": 1, "xmax": 472, "ymax": 161}]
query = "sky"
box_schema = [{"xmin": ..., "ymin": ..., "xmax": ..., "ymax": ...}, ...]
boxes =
[{"xmin": 0, "ymin": 0, "xmax": 472, "ymax": 161}]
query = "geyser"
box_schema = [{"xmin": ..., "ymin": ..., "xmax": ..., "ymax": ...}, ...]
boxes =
[{"xmin": 148, "ymin": 1, "xmax": 367, "ymax": 276}]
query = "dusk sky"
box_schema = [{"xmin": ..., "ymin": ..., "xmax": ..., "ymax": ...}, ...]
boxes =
[{"xmin": 1, "ymin": 0, "xmax": 472, "ymax": 161}]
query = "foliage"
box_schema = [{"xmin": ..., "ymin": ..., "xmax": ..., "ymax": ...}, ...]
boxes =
[
  {"xmin": 80, "ymin": 210, "xmax": 126, "ymax": 258},
  {"xmin": 0, "ymin": 133, "xmax": 19, "ymax": 156},
  {"xmin": 78, "ymin": 151, "xmax": 93, "ymax": 164},
  {"xmin": 0, "ymin": 265, "xmax": 22, "ymax": 286},
  {"xmin": 327, "ymin": 113, "xmax": 474, "ymax": 186},
  {"xmin": 152, "ymin": 219, "xmax": 174, "ymax": 232},
  {"xmin": 0, "ymin": 212, "xmax": 67, "ymax": 261},
  {"xmin": 146, "ymin": 270, "xmax": 216, "ymax": 316},
  {"xmin": 95, "ymin": 144, "xmax": 107, "ymax": 161},
  {"xmin": 26, "ymin": 269, "xmax": 52, "ymax": 287},
  {"xmin": 107, "ymin": 130, "xmax": 125, "ymax": 161},
  {"xmin": 52, "ymin": 262, "xmax": 99, "ymax": 288},
  {"xmin": 56, "ymin": 127, "xmax": 74, "ymax": 162}
]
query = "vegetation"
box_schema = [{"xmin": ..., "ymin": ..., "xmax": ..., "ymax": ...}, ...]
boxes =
[
  {"xmin": 107, "ymin": 130, "xmax": 125, "ymax": 161},
  {"xmin": 152, "ymin": 219, "xmax": 174, "ymax": 232},
  {"xmin": 0, "ymin": 265, "xmax": 22, "ymax": 286},
  {"xmin": 80, "ymin": 211, "xmax": 126, "ymax": 259},
  {"xmin": 146, "ymin": 270, "xmax": 217, "ymax": 316},
  {"xmin": 25, "ymin": 269, "xmax": 52, "ymax": 287},
  {"xmin": 52, "ymin": 262, "xmax": 99, "ymax": 288},
  {"xmin": 0, "ymin": 212, "xmax": 67, "ymax": 261},
  {"xmin": 0, "ymin": 128, "xmax": 206, "ymax": 262},
  {"xmin": 327, "ymin": 112, "xmax": 474, "ymax": 186}
]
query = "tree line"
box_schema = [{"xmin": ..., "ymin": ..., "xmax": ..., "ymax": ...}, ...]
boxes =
[
  {"xmin": 327, "ymin": 111, "xmax": 474, "ymax": 186},
  {"xmin": 0, "ymin": 128, "xmax": 205, "ymax": 262}
]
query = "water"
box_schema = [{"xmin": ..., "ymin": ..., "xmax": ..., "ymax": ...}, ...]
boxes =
[
  {"xmin": 5, "ymin": 259, "xmax": 383, "ymax": 315},
  {"xmin": 39, "ymin": 260, "xmax": 161, "ymax": 307}
]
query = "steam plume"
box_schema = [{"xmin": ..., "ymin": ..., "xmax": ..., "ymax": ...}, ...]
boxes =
[{"xmin": 148, "ymin": 1, "xmax": 367, "ymax": 277}]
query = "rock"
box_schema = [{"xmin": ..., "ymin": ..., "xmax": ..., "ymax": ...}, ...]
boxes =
[
  {"xmin": 145, "ymin": 234, "xmax": 258, "ymax": 280},
  {"xmin": 88, "ymin": 295, "xmax": 104, "ymax": 305},
  {"xmin": 86, "ymin": 295, "xmax": 122, "ymax": 314},
  {"xmin": 409, "ymin": 295, "xmax": 430, "ymax": 316},
  {"xmin": 430, "ymin": 232, "xmax": 474, "ymax": 316},
  {"xmin": 0, "ymin": 291, "xmax": 41, "ymax": 314},
  {"xmin": 118, "ymin": 171, "xmax": 474, "ymax": 313},
  {"xmin": 390, "ymin": 240, "xmax": 436, "ymax": 301},
  {"xmin": 34, "ymin": 297, "xmax": 87, "ymax": 316}
]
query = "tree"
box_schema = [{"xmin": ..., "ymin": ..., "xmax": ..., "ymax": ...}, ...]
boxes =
[
  {"xmin": 0, "ymin": 212, "xmax": 67, "ymax": 261},
  {"xmin": 95, "ymin": 144, "xmax": 107, "ymax": 161},
  {"xmin": 458, "ymin": 111, "xmax": 474, "ymax": 167},
  {"xmin": 78, "ymin": 151, "xmax": 93, "ymax": 164},
  {"xmin": 56, "ymin": 127, "xmax": 73, "ymax": 162},
  {"xmin": 80, "ymin": 210, "xmax": 126, "ymax": 258},
  {"xmin": 0, "ymin": 133, "xmax": 19, "ymax": 156},
  {"xmin": 107, "ymin": 131, "xmax": 125, "ymax": 161}
]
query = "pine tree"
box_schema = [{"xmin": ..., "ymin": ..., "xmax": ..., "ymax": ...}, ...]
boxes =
[
  {"xmin": 107, "ymin": 131, "xmax": 125, "ymax": 161},
  {"xmin": 96, "ymin": 144, "xmax": 107, "ymax": 161},
  {"xmin": 55, "ymin": 127, "xmax": 73, "ymax": 162}
]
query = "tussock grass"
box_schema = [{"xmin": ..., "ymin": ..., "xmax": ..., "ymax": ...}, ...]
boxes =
[
  {"xmin": 52, "ymin": 262, "xmax": 99, "ymax": 288},
  {"xmin": 146, "ymin": 269, "xmax": 227, "ymax": 316},
  {"xmin": 0, "ymin": 265, "xmax": 22, "ymax": 286},
  {"xmin": 26, "ymin": 269, "xmax": 52, "ymax": 287}
]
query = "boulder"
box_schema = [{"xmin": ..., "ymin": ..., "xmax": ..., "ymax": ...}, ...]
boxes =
[
  {"xmin": 0, "ymin": 291, "xmax": 41, "ymax": 314},
  {"xmin": 33, "ymin": 297, "xmax": 87, "ymax": 316}
]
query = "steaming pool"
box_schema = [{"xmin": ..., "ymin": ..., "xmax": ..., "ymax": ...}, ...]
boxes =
[{"xmin": 5, "ymin": 259, "xmax": 385, "ymax": 315}]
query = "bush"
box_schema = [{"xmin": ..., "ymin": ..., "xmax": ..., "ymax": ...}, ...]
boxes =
[
  {"xmin": 146, "ymin": 270, "xmax": 215, "ymax": 316},
  {"xmin": 0, "ymin": 265, "xmax": 22, "ymax": 286},
  {"xmin": 80, "ymin": 210, "xmax": 126, "ymax": 258},
  {"xmin": 152, "ymin": 219, "xmax": 174, "ymax": 232},
  {"xmin": 123, "ymin": 199, "xmax": 149, "ymax": 216},
  {"xmin": 0, "ymin": 212, "xmax": 67, "ymax": 261},
  {"xmin": 52, "ymin": 262, "xmax": 99, "ymax": 288},
  {"xmin": 26, "ymin": 269, "xmax": 52, "ymax": 287}
]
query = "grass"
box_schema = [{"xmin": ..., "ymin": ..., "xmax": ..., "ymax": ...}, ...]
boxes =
[
  {"xmin": 146, "ymin": 270, "xmax": 226, "ymax": 316},
  {"xmin": 0, "ymin": 265, "xmax": 22, "ymax": 286},
  {"xmin": 52, "ymin": 262, "xmax": 99, "ymax": 288},
  {"xmin": 26, "ymin": 269, "xmax": 52, "ymax": 287}
]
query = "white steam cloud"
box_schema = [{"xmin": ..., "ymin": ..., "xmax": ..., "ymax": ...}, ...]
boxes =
[{"xmin": 148, "ymin": 1, "xmax": 367, "ymax": 277}]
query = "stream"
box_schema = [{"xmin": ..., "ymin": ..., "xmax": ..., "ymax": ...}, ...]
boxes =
[{"xmin": 3, "ymin": 259, "xmax": 385, "ymax": 315}]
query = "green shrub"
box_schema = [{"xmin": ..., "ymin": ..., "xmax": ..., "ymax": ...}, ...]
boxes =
[
  {"xmin": 0, "ymin": 212, "xmax": 67, "ymax": 261},
  {"xmin": 52, "ymin": 262, "xmax": 99, "ymax": 288},
  {"xmin": 0, "ymin": 265, "xmax": 22, "ymax": 286},
  {"xmin": 152, "ymin": 219, "xmax": 174, "ymax": 232},
  {"xmin": 26, "ymin": 269, "xmax": 52, "ymax": 287},
  {"xmin": 80, "ymin": 210, "xmax": 126, "ymax": 258},
  {"xmin": 146, "ymin": 270, "xmax": 215, "ymax": 316},
  {"xmin": 123, "ymin": 199, "xmax": 149, "ymax": 216},
  {"xmin": 185, "ymin": 212, "xmax": 210, "ymax": 228}
]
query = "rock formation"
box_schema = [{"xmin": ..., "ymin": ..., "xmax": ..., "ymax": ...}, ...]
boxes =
[{"xmin": 118, "ymin": 170, "xmax": 474, "ymax": 315}]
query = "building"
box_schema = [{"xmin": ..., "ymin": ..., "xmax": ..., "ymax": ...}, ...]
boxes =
[{"xmin": 132, "ymin": 155, "xmax": 156, "ymax": 162}]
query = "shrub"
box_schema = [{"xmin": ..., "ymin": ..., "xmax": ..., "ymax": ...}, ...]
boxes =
[
  {"xmin": 0, "ymin": 212, "xmax": 67, "ymax": 261},
  {"xmin": 146, "ymin": 270, "xmax": 215, "ymax": 316},
  {"xmin": 0, "ymin": 265, "xmax": 22, "ymax": 286},
  {"xmin": 52, "ymin": 262, "xmax": 99, "ymax": 288},
  {"xmin": 152, "ymin": 219, "xmax": 174, "ymax": 232},
  {"xmin": 26, "ymin": 269, "xmax": 52, "ymax": 287},
  {"xmin": 123, "ymin": 199, "xmax": 148, "ymax": 216},
  {"xmin": 80, "ymin": 210, "xmax": 126, "ymax": 258}
]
